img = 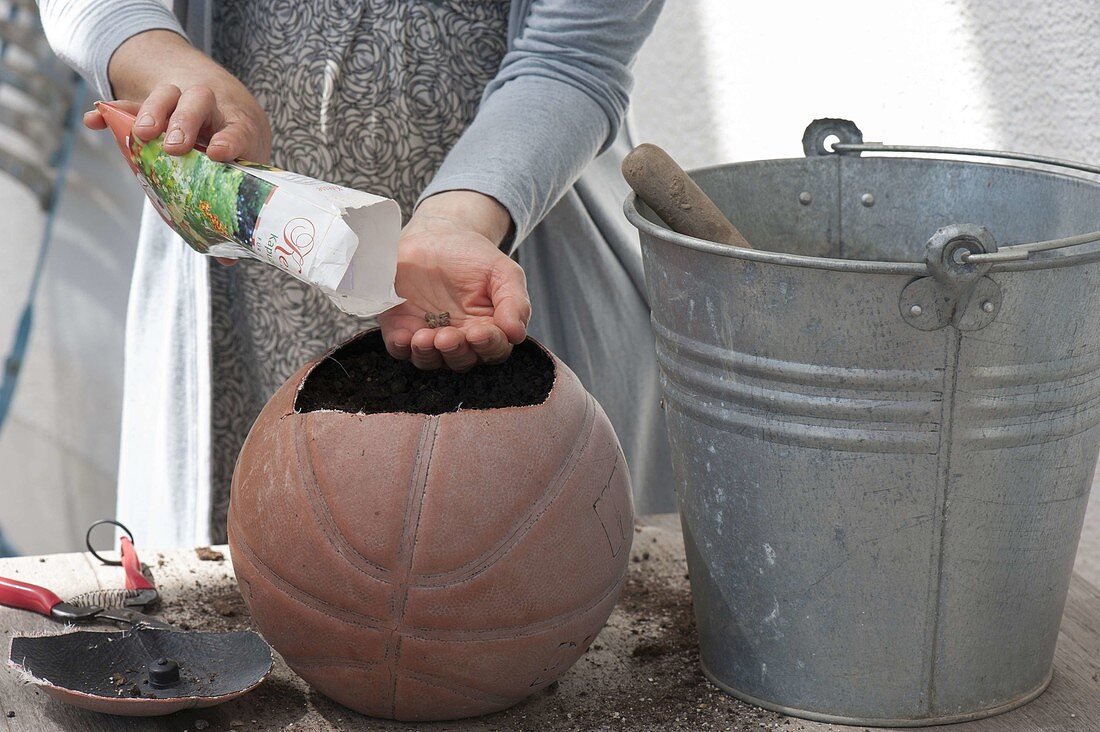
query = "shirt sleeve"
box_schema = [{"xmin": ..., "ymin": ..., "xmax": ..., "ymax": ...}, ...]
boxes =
[
  {"xmin": 417, "ymin": 0, "xmax": 665, "ymax": 247},
  {"xmin": 38, "ymin": 0, "xmax": 187, "ymax": 101}
]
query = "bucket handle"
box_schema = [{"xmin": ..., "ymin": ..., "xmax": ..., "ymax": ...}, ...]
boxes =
[{"xmin": 802, "ymin": 118, "xmax": 1100, "ymax": 266}]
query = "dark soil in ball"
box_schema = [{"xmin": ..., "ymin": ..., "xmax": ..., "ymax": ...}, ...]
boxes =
[{"xmin": 296, "ymin": 330, "xmax": 555, "ymax": 415}]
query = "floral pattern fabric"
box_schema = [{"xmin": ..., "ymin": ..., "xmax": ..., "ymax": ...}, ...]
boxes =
[{"xmin": 206, "ymin": 0, "xmax": 510, "ymax": 540}]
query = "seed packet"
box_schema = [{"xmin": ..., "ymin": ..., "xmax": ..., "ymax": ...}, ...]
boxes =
[{"xmin": 96, "ymin": 101, "xmax": 402, "ymax": 317}]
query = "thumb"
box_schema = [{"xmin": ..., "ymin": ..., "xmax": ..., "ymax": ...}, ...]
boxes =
[{"xmin": 490, "ymin": 259, "xmax": 531, "ymax": 344}]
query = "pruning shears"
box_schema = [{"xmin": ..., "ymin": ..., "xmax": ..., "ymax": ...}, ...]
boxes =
[
  {"xmin": 1, "ymin": 519, "xmax": 274, "ymax": 716},
  {"xmin": 0, "ymin": 520, "xmax": 172, "ymax": 630}
]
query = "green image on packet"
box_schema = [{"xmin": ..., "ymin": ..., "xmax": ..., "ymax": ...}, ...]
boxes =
[
  {"xmin": 129, "ymin": 134, "xmax": 276, "ymax": 256},
  {"xmin": 98, "ymin": 100, "xmax": 403, "ymax": 318}
]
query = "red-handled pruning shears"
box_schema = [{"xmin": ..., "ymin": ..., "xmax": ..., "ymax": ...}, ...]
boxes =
[{"xmin": 0, "ymin": 520, "xmax": 173, "ymax": 630}]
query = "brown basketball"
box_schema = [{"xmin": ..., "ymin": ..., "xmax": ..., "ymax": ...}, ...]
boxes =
[{"xmin": 227, "ymin": 329, "xmax": 633, "ymax": 721}]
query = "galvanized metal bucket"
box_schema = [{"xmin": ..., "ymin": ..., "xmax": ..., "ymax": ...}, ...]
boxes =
[{"xmin": 625, "ymin": 119, "xmax": 1100, "ymax": 726}]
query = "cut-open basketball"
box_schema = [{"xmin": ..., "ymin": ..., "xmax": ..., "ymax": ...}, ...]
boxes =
[{"xmin": 227, "ymin": 329, "xmax": 633, "ymax": 721}]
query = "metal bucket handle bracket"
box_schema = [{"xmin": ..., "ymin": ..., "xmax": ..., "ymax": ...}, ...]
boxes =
[
  {"xmin": 803, "ymin": 118, "xmax": 1100, "ymax": 268},
  {"xmin": 802, "ymin": 118, "xmax": 863, "ymax": 157},
  {"xmin": 900, "ymin": 224, "xmax": 1002, "ymax": 331},
  {"xmin": 801, "ymin": 117, "xmax": 1100, "ymax": 330}
]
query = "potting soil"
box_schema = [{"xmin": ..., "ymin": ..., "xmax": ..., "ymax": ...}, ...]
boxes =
[{"xmin": 296, "ymin": 330, "xmax": 554, "ymax": 415}]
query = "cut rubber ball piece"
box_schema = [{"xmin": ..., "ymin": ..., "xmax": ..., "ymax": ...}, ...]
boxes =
[
  {"xmin": 228, "ymin": 329, "xmax": 634, "ymax": 721},
  {"xmin": 7, "ymin": 628, "xmax": 272, "ymax": 716}
]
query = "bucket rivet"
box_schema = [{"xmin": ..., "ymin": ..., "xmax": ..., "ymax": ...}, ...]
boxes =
[
  {"xmin": 981, "ymin": 300, "xmax": 995, "ymax": 313},
  {"xmin": 861, "ymin": 193, "xmax": 875, "ymax": 207},
  {"xmin": 909, "ymin": 304, "xmax": 923, "ymax": 317},
  {"xmin": 798, "ymin": 191, "xmax": 813, "ymax": 205}
]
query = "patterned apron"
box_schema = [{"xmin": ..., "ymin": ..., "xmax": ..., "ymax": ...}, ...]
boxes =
[{"xmin": 206, "ymin": 0, "xmax": 510, "ymax": 540}]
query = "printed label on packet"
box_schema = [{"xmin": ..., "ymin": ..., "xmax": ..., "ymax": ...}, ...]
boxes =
[{"xmin": 96, "ymin": 101, "xmax": 402, "ymax": 317}]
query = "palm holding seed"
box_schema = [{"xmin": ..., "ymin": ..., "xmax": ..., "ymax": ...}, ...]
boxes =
[{"xmin": 379, "ymin": 194, "xmax": 531, "ymax": 373}]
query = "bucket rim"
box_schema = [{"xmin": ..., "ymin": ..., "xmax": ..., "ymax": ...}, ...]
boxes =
[{"xmin": 624, "ymin": 156, "xmax": 1100, "ymax": 274}]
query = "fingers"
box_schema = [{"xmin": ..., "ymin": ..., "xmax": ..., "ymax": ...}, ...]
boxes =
[
  {"xmin": 107, "ymin": 84, "xmax": 265, "ymax": 163},
  {"xmin": 214, "ymin": 257, "xmax": 237, "ymax": 266},
  {"xmin": 410, "ymin": 328, "xmax": 444, "ymax": 370},
  {"xmin": 434, "ymin": 327, "xmax": 478, "ymax": 372},
  {"xmin": 83, "ymin": 111, "xmax": 107, "ymax": 130},
  {"xmin": 490, "ymin": 261, "xmax": 532, "ymax": 344},
  {"xmin": 133, "ymin": 84, "xmax": 182, "ymax": 142},
  {"xmin": 382, "ymin": 327, "xmax": 413, "ymax": 361},
  {"xmin": 206, "ymin": 120, "xmax": 254, "ymax": 162},
  {"xmin": 494, "ymin": 292, "xmax": 531, "ymax": 344},
  {"xmin": 466, "ymin": 323, "xmax": 513, "ymax": 364},
  {"xmin": 382, "ymin": 322, "xmax": 514, "ymax": 371},
  {"xmin": 162, "ymin": 85, "xmax": 219, "ymax": 155},
  {"xmin": 408, "ymin": 327, "xmax": 509, "ymax": 371}
]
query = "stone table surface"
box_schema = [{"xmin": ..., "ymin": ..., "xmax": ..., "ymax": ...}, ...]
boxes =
[{"xmin": 0, "ymin": 516, "xmax": 1098, "ymax": 732}]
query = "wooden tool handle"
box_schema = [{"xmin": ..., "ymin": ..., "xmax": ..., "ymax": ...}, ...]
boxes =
[{"xmin": 622, "ymin": 143, "xmax": 752, "ymax": 249}]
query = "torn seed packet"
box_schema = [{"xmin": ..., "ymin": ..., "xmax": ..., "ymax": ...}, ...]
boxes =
[{"xmin": 96, "ymin": 101, "xmax": 403, "ymax": 317}]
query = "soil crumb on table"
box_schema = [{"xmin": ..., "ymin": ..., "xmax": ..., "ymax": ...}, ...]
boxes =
[
  {"xmin": 295, "ymin": 330, "xmax": 554, "ymax": 415},
  {"xmin": 160, "ymin": 584, "xmax": 253, "ymax": 633},
  {"xmin": 195, "ymin": 547, "xmax": 225, "ymax": 562}
]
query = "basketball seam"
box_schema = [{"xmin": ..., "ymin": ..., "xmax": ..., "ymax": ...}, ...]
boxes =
[
  {"xmin": 400, "ymin": 563, "xmax": 628, "ymax": 641},
  {"xmin": 384, "ymin": 415, "xmax": 441, "ymax": 718},
  {"xmin": 411, "ymin": 394, "xmax": 599, "ymax": 587},
  {"xmin": 282, "ymin": 657, "xmax": 381, "ymax": 671},
  {"xmin": 231, "ymin": 519, "xmax": 629, "ymax": 642},
  {"xmin": 285, "ymin": 656, "xmax": 514, "ymax": 707},
  {"xmin": 230, "ymin": 523, "xmax": 389, "ymax": 629},
  {"xmin": 400, "ymin": 668, "xmax": 515, "ymax": 707},
  {"xmin": 295, "ymin": 415, "xmax": 392, "ymax": 583}
]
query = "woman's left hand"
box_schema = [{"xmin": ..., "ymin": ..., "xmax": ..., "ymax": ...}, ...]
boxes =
[{"xmin": 378, "ymin": 191, "xmax": 531, "ymax": 372}]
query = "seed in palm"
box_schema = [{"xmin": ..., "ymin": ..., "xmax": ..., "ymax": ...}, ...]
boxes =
[{"xmin": 424, "ymin": 311, "xmax": 450, "ymax": 328}]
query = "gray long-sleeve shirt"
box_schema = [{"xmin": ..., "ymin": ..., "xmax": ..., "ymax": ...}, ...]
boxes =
[{"xmin": 39, "ymin": 0, "xmax": 664, "ymax": 245}]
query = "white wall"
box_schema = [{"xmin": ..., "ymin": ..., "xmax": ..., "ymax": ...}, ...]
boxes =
[{"xmin": 632, "ymin": 0, "xmax": 1100, "ymax": 169}]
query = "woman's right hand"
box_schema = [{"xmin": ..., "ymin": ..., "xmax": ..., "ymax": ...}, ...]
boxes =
[{"xmin": 82, "ymin": 30, "xmax": 272, "ymax": 165}]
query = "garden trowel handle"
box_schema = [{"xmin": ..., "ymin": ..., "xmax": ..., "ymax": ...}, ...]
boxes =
[
  {"xmin": 0, "ymin": 575, "xmax": 65, "ymax": 617},
  {"xmin": 622, "ymin": 143, "xmax": 752, "ymax": 249}
]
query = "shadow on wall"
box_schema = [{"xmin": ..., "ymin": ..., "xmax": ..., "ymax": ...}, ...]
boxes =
[
  {"xmin": 630, "ymin": 0, "xmax": 722, "ymax": 170},
  {"xmin": 0, "ymin": 528, "xmax": 15, "ymax": 557},
  {"xmin": 961, "ymin": 0, "xmax": 1100, "ymax": 161}
]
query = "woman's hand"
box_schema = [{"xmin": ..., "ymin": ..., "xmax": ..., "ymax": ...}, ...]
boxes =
[
  {"xmin": 84, "ymin": 30, "xmax": 272, "ymax": 264},
  {"xmin": 379, "ymin": 191, "xmax": 531, "ymax": 372},
  {"xmin": 82, "ymin": 30, "xmax": 272, "ymax": 165}
]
